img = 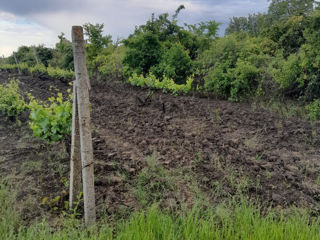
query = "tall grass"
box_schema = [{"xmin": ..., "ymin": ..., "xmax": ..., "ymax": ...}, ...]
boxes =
[{"xmin": 1, "ymin": 183, "xmax": 320, "ymax": 240}]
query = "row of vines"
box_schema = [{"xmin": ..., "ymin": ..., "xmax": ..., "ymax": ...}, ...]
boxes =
[{"xmin": 0, "ymin": 79, "xmax": 72, "ymax": 143}]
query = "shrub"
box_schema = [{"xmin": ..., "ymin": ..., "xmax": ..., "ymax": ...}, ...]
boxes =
[
  {"xmin": 93, "ymin": 45, "xmax": 126, "ymax": 81},
  {"xmin": 151, "ymin": 42, "xmax": 193, "ymax": 84},
  {"xmin": 0, "ymin": 64, "xmax": 74, "ymax": 81},
  {"xmin": 29, "ymin": 64, "xmax": 47, "ymax": 76},
  {"xmin": 271, "ymin": 53, "xmax": 304, "ymax": 98},
  {"xmin": 128, "ymin": 73, "xmax": 193, "ymax": 95},
  {"xmin": 28, "ymin": 91, "xmax": 72, "ymax": 142},
  {"xmin": 306, "ymin": 99, "xmax": 320, "ymax": 121},
  {"xmin": 47, "ymin": 66, "xmax": 74, "ymax": 80},
  {"xmin": 0, "ymin": 80, "xmax": 26, "ymax": 117},
  {"xmin": 199, "ymin": 34, "xmax": 268, "ymax": 101}
]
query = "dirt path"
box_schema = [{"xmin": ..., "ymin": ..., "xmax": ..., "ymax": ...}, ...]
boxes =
[{"xmin": 1, "ymin": 70, "xmax": 320, "ymax": 219}]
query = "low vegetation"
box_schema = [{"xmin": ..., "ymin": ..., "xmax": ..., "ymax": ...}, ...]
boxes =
[
  {"xmin": 128, "ymin": 73, "xmax": 193, "ymax": 95},
  {"xmin": 28, "ymin": 91, "xmax": 72, "ymax": 142},
  {"xmin": 0, "ymin": 80, "xmax": 72, "ymax": 142},
  {"xmin": 0, "ymin": 79, "xmax": 26, "ymax": 118},
  {"xmin": 0, "ymin": 64, "xmax": 74, "ymax": 81},
  {"xmin": 1, "ymin": 182, "xmax": 320, "ymax": 240}
]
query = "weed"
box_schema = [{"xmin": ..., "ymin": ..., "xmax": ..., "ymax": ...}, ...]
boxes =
[
  {"xmin": 265, "ymin": 170, "xmax": 274, "ymax": 180},
  {"xmin": 21, "ymin": 161, "xmax": 42, "ymax": 173},
  {"xmin": 2, "ymin": 182, "xmax": 320, "ymax": 239},
  {"xmin": 245, "ymin": 135, "xmax": 258, "ymax": 149},
  {"xmin": 256, "ymin": 151, "xmax": 265, "ymax": 161},
  {"xmin": 316, "ymin": 175, "xmax": 320, "ymax": 188},
  {"xmin": 133, "ymin": 153, "xmax": 175, "ymax": 207},
  {"xmin": 194, "ymin": 151, "xmax": 203, "ymax": 166},
  {"xmin": 236, "ymin": 176, "xmax": 250, "ymax": 194},
  {"xmin": 215, "ymin": 108, "xmax": 222, "ymax": 123}
]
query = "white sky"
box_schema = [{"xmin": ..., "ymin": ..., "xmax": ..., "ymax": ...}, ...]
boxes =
[{"xmin": 0, "ymin": 0, "xmax": 269, "ymax": 57}]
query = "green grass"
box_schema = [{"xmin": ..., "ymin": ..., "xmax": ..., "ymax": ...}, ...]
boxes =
[{"xmin": 1, "ymin": 183, "xmax": 320, "ymax": 239}]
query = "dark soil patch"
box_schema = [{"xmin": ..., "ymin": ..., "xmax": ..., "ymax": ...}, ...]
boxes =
[{"xmin": 1, "ymin": 70, "xmax": 320, "ymax": 222}]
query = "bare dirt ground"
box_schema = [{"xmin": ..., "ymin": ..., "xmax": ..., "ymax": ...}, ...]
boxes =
[{"xmin": 1, "ymin": 70, "xmax": 320, "ymax": 222}]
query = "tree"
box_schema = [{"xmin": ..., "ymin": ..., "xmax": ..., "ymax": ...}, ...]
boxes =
[
  {"xmin": 49, "ymin": 33, "xmax": 74, "ymax": 70},
  {"xmin": 151, "ymin": 43, "xmax": 193, "ymax": 84},
  {"xmin": 83, "ymin": 23, "xmax": 112, "ymax": 61},
  {"xmin": 123, "ymin": 32, "xmax": 163, "ymax": 76},
  {"xmin": 123, "ymin": 5, "xmax": 217, "ymax": 83},
  {"xmin": 225, "ymin": 14, "xmax": 268, "ymax": 36},
  {"xmin": 268, "ymin": 0, "xmax": 318, "ymax": 22},
  {"xmin": 35, "ymin": 45, "xmax": 53, "ymax": 67},
  {"xmin": 225, "ymin": 17, "xmax": 249, "ymax": 35},
  {"xmin": 7, "ymin": 45, "xmax": 53, "ymax": 67}
]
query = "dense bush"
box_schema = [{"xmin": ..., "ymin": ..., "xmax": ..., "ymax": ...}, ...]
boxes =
[
  {"xmin": 123, "ymin": 32, "xmax": 164, "ymax": 77},
  {"xmin": 49, "ymin": 34, "xmax": 74, "ymax": 70},
  {"xmin": 6, "ymin": 45, "xmax": 54, "ymax": 67},
  {"xmin": 123, "ymin": 7, "xmax": 219, "ymax": 84},
  {"xmin": 92, "ymin": 44, "xmax": 126, "ymax": 80},
  {"xmin": 0, "ymin": 80, "xmax": 26, "ymax": 117},
  {"xmin": 151, "ymin": 43, "xmax": 193, "ymax": 84},
  {"xmin": 271, "ymin": 53, "xmax": 304, "ymax": 98},
  {"xmin": 198, "ymin": 34, "xmax": 271, "ymax": 101}
]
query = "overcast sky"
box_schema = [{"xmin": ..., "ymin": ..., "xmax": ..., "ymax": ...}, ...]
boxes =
[{"xmin": 0, "ymin": 0, "xmax": 269, "ymax": 57}]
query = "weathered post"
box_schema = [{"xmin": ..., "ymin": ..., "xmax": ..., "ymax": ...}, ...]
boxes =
[
  {"xmin": 13, "ymin": 52, "xmax": 21, "ymax": 74},
  {"xmin": 69, "ymin": 82, "xmax": 82, "ymax": 208},
  {"xmin": 71, "ymin": 26, "xmax": 96, "ymax": 226},
  {"xmin": 32, "ymin": 47, "xmax": 39, "ymax": 65}
]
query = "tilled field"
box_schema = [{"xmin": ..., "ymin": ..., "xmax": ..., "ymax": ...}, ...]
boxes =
[{"xmin": 1, "ymin": 71, "xmax": 320, "ymax": 220}]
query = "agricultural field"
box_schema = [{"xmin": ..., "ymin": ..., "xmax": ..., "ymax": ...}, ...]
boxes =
[
  {"xmin": 2, "ymin": 0, "xmax": 320, "ymax": 238},
  {"xmin": 1, "ymin": 69, "xmax": 320, "ymax": 239}
]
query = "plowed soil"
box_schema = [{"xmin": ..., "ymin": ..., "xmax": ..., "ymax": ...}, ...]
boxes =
[{"xmin": 1, "ymin": 70, "xmax": 320, "ymax": 221}]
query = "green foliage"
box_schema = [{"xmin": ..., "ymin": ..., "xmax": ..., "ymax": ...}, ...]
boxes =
[
  {"xmin": 271, "ymin": 53, "xmax": 304, "ymax": 97},
  {"xmin": 268, "ymin": 0, "xmax": 317, "ymax": 22},
  {"xmin": 7, "ymin": 46, "xmax": 35, "ymax": 66},
  {"xmin": 0, "ymin": 64, "xmax": 74, "ymax": 81},
  {"xmin": 123, "ymin": 6, "xmax": 219, "ymax": 84},
  {"xmin": 5, "ymin": 2, "xmax": 320, "ymax": 108},
  {"xmin": 29, "ymin": 64, "xmax": 47, "ymax": 76},
  {"xmin": 306, "ymin": 99, "xmax": 320, "ymax": 120},
  {"xmin": 226, "ymin": 13, "xmax": 268, "ymax": 36},
  {"xmin": 46, "ymin": 66, "xmax": 74, "ymax": 80},
  {"xmin": 199, "ymin": 34, "xmax": 269, "ymax": 101},
  {"xmin": 83, "ymin": 23, "xmax": 112, "ymax": 62},
  {"xmin": 49, "ymin": 33, "xmax": 74, "ymax": 70},
  {"xmin": 123, "ymin": 32, "xmax": 163, "ymax": 77},
  {"xmin": 128, "ymin": 73, "xmax": 193, "ymax": 95},
  {"xmin": 28, "ymin": 91, "xmax": 72, "ymax": 142},
  {"xmin": 2, "ymin": 182, "xmax": 320, "ymax": 240},
  {"xmin": 134, "ymin": 154, "xmax": 175, "ymax": 207},
  {"xmin": 0, "ymin": 80, "xmax": 26, "ymax": 117},
  {"xmin": 82, "ymin": 23, "xmax": 125, "ymax": 80},
  {"xmin": 0, "ymin": 183, "xmax": 21, "ymax": 239},
  {"xmin": 36, "ymin": 45, "xmax": 54, "ymax": 67},
  {"xmin": 151, "ymin": 43, "xmax": 193, "ymax": 84},
  {"xmin": 263, "ymin": 15, "xmax": 308, "ymax": 57},
  {"xmin": 6, "ymin": 45, "xmax": 53, "ymax": 67},
  {"xmin": 0, "ymin": 63, "xmax": 28, "ymax": 74},
  {"xmin": 93, "ymin": 44, "xmax": 126, "ymax": 80}
]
